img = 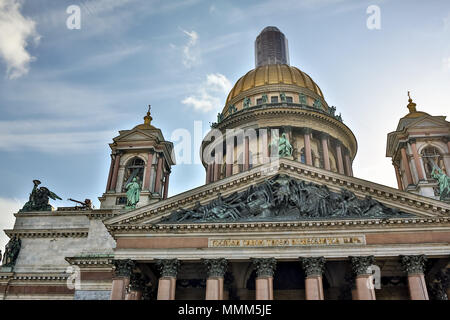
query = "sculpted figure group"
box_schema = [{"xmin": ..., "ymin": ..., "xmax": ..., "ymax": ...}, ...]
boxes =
[
  {"xmin": 20, "ymin": 180, "xmax": 62, "ymax": 212},
  {"xmin": 163, "ymin": 174, "xmax": 408, "ymax": 223}
]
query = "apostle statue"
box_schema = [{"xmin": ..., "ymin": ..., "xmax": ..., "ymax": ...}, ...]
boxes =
[
  {"xmin": 126, "ymin": 177, "xmax": 141, "ymax": 209},
  {"xmin": 431, "ymin": 167, "xmax": 450, "ymax": 201},
  {"xmin": 278, "ymin": 133, "xmax": 293, "ymax": 157},
  {"xmin": 20, "ymin": 180, "xmax": 62, "ymax": 212},
  {"xmin": 2, "ymin": 235, "xmax": 21, "ymax": 268}
]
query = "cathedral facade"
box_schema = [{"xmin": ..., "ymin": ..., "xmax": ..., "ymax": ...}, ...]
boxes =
[{"xmin": 0, "ymin": 27, "xmax": 449, "ymax": 300}]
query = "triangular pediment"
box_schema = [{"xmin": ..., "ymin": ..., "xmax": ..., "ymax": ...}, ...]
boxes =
[
  {"xmin": 104, "ymin": 159, "xmax": 450, "ymax": 228},
  {"xmin": 397, "ymin": 115, "xmax": 448, "ymax": 131},
  {"xmin": 113, "ymin": 128, "xmax": 162, "ymax": 143},
  {"xmin": 158, "ymin": 174, "xmax": 415, "ymax": 224}
]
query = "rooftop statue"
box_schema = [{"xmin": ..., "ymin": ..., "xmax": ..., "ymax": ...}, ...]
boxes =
[
  {"xmin": 126, "ymin": 177, "xmax": 141, "ymax": 209},
  {"xmin": 2, "ymin": 235, "xmax": 21, "ymax": 268},
  {"xmin": 261, "ymin": 94, "xmax": 268, "ymax": 104},
  {"xmin": 431, "ymin": 167, "xmax": 450, "ymax": 201},
  {"xmin": 328, "ymin": 106, "xmax": 336, "ymax": 116},
  {"xmin": 313, "ymin": 99, "xmax": 322, "ymax": 109},
  {"xmin": 19, "ymin": 180, "xmax": 62, "ymax": 212},
  {"xmin": 278, "ymin": 133, "xmax": 293, "ymax": 157},
  {"xmin": 243, "ymin": 97, "xmax": 251, "ymax": 108},
  {"xmin": 299, "ymin": 93, "xmax": 307, "ymax": 105}
]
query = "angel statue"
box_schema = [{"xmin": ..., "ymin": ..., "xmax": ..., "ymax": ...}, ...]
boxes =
[
  {"xmin": 126, "ymin": 177, "xmax": 141, "ymax": 209},
  {"xmin": 19, "ymin": 180, "xmax": 62, "ymax": 212},
  {"xmin": 278, "ymin": 133, "xmax": 293, "ymax": 157},
  {"xmin": 431, "ymin": 166, "xmax": 450, "ymax": 201}
]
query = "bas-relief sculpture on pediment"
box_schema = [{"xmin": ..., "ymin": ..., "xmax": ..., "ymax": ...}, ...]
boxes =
[{"xmin": 160, "ymin": 174, "xmax": 414, "ymax": 224}]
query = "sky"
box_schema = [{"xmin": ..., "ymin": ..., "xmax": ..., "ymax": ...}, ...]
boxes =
[{"xmin": 0, "ymin": 0, "xmax": 449, "ymax": 251}]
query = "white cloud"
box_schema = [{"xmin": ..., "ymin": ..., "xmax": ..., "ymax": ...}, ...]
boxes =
[
  {"xmin": 0, "ymin": 197, "xmax": 22, "ymax": 254},
  {"xmin": 182, "ymin": 73, "xmax": 231, "ymax": 112},
  {"xmin": 0, "ymin": 0, "xmax": 40, "ymax": 79},
  {"xmin": 180, "ymin": 28, "xmax": 200, "ymax": 68},
  {"xmin": 443, "ymin": 57, "xmax": 450, "ymax": 71}
]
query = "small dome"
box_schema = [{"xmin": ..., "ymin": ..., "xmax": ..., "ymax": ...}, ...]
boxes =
[{"xmin": 224, "ymin": 64, "xmax": 324, "ymax": 108}]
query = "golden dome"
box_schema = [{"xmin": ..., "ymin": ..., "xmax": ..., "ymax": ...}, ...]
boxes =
[
  {"xmin": 135, "ymin": 106, "xmax": 157, "ymax": 130},
  {"xmin": 404, "ymin": 92, "xmax": 430, "ymax": 119},
  {"xmin": 225, "ymin": 64, "xmax": 324, "ymax": 106}
]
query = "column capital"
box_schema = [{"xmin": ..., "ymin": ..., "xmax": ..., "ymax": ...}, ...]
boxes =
[
  {"xmin": 302, "ymin": 127, "xmax": 312, "ymax": 135},
  {"xmin": 301, "ymin": 257, "xmax": 326, "ymax": 277},
  {"xmin": 252, "ymin": 258, "xmax": 277, "ymax": 278},
  {"xmin": 400, "ymin": 255, "xmax": 427, "ymax": 275},
  {"xmin": 398, "ymin": 141, "xmax": 408, "ymax": 150},
  {"xmin": 129, "ymin": 272, "xmax": 146, "ymax": 291},
  {"xmin": 408, "ymin": 138, "xmax": 417, "ymax": 144},
  {"xmin": 202, "ymin": 258, "xmax": 228, "ymax": 278},
  {"xmin": 350, "ymin": 256, "xmax": 375, "ymax": 276},
  {"xmin": 319, "ymin": 132, "xmax": 329, "ymax": 140},
  {"xmin": 156, "ymin": 259, "xmax": 180, "ymax": 278},
  {"xmin": 113, "ymin": 259, "xmax": 135, "ymax": 278}
]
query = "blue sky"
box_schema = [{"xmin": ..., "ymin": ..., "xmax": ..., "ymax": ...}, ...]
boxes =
[{"xmin": 0, "ymin": 0, "xmax": 449, "ymax": 249}]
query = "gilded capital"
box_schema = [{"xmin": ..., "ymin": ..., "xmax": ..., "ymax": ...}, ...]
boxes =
[
  {"xmin": 156, "ymin": 259, "xmax": 180, "ymax": 278},
  {"xmin": 252, "ymin": 258, "xmax": 277, "ymax": 278},
  {"xmin": 202, "ymin": 258, "xmax": 228, "ymax": 278},
  {"xmin": 301, "ymin": 257, "xmax": 326, "ymax": 277},
  {"xmin": 113, "ymin": 259, "xmax": 135, "ymax": 278},
  {"xmin": 400, "ymin": 255, "xmax": 427, "ymax": 275},
  {"xmin": 350, "ymin": 256, "xmax": 375, "ymax": 276}
]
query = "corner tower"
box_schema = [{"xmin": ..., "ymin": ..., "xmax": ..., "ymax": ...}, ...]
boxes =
[
  {"xmin": 386, "ymin": 93, "xmax": 450, "ymax": 199},
  {"xmin": 99, "ymin": 107, "xmax": 176, "ymax": 209},
  {"xmin": 202, "ymin": 27, "xmax": 357, "ymax": 184}
]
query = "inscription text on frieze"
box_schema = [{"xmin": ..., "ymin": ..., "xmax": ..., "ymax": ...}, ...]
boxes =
[{"xmin": 209, "ymin": 236, "xmax": 366, "ymax": 248}]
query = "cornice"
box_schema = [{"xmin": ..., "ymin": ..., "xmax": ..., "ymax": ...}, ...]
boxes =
[
  {"xmin": 12, "ymin": 274, "xmax": 69, "ymax": 281},
  {"xmin": 85, "ymin": 211, "xmax": 120, "ymax": 220},
  {"xmin": 107, "ymin": 216, "xmax": 450, "ymax": 235},
  {"xmin": 225, "ymin": 83, "xmax": 327, "ymax": 110},
  {"xmin": 211, "ymin": 105, "xmax": 357, "ymax": 157},
  {"xmin": 104, "ymin": 159, "xmax": 450, "ymax": 228},
  {"xmin": 4, "ymin": 228, "xmax": 89, "ymax": 238},
  {"xmin": 65, "ymin": 255, "xmax": 114, "ymax": 268}
]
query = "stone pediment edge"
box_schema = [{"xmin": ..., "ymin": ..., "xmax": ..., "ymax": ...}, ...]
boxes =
[
  {"xmin": 4, "ymin": 228, "xmax": 89, "ymax": 238},
  {"xmin": 104, "ymin": 159, "xmax": 450, "ymax": 227},
  {"xmin": 107, "ymin": 216, "xmax": 450, "ymax": 235},
  {"xmin": 395, "ymin": 115, "xmax": 449, "ymax": 132},
  {"xmin": 405, "ymin": 115, "xmax": 449, "ymax": 129},
  {"xmin": 113, "ymin": 128, "xmax": 162, "ymax": 143}
]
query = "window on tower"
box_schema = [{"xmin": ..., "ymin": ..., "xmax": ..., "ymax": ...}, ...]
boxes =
[
  {"xmin": 421, "ymin": 146, "xmax": 446, "ymax": 179},
  {"xmin": 122, "ymin": 157, "xmax": 145, "ymax": 192},
  {"xmin": 271, "ymin": 96, "xmax": 278, "ymax": 103}
]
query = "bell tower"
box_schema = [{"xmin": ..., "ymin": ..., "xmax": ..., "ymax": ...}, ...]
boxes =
[
  {"xmin": 99, "ymin": 106, "xmax": 176, "ymax": 209},
  {"xmin": 386, "ymin": 93, "xmax": 450, "ymax": 200}
]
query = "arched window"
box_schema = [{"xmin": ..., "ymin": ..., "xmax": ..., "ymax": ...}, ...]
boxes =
[
  {"xmin": 122, "ymin": 157, "xmax": 145, "ymax": 191},
  {"xmin": 421, "ymin": 146, "xmax": 446, "ymax": 179}
]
